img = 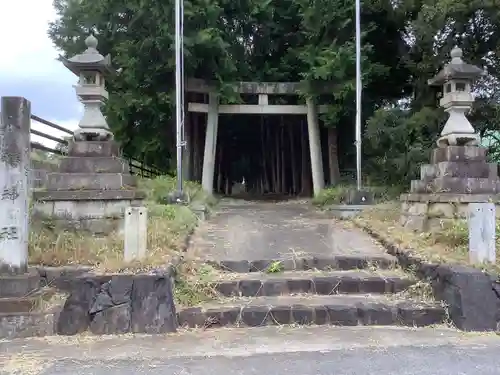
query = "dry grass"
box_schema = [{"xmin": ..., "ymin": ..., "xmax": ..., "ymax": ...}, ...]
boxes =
[
  {"xmin": 173, "ymin": 262, "xmax": 221, "ymax": 307},
  {"xmin": 0, "ymin": 353, "xmax": 53, "ymax": 375},
  {"xmin": 31, "ymin": 289, "xmax": 69, "ymax": 312},
  {"xmin": 352, "ymin": 201, "xmax": 500, "ymax": 272},
  {"xmin": 28, "ymin": 176, "xmax": 212, "ymax": 273}
]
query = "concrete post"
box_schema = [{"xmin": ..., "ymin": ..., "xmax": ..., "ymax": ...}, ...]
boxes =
[
  {"xmin": 468, "ymin": 203, "xmax": 496, "ymax": 264},
  {"xmin": 201, "ymin": 93, "xmax": 219, "ymax": 195},
  {"xmin": 124, "ymin": 206, "xmax": 148, "ymax": 262},
  {"xmin": 306, "ymin": 97, "xmax": 325, "ymax": 196},
  {"xmin": 0, "ymin": 97, "xmax": 31, "ymax": 274}
]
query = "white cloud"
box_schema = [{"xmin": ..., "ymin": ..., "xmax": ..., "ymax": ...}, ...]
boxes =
[
  {"xmin": 0, "ymin": 0, "xmax": 85, "ymax": 148},
  {"xmin": 0, "ymin": 0, "xmax": 76, "ymax": 83}
]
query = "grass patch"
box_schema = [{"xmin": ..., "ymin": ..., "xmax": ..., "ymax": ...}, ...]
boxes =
[
  {"xmin": 312, "ymin": 184, "xmax": 403, "ymax": 206},
  {"xmin": 352, "ymin": 200, "xmax": 500, "ymax": 273},
  {"xmin": 137, "ymin": 175, "xmax": 217, "ymax": 207},
  {"xmin": 173, "ymin": 262, "xmax": 220, "ymax": 307},
  {"xmin": 28, "ymin": 176, "xmax": 216, "ymax": 272},
  {"xmin": 266, "ymin": 260, "xmax": 284, "ymax": 273}
]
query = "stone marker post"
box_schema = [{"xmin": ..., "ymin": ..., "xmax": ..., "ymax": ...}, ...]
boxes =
[
  {"xmin": 468, "ymin": 203, "xmax": 496, "ymax": 264},
  {"xmin": 0, "ymin": 97, "xmax": 30, "ymax": 274},
  {"xmin": 124, "ymin": 206, "xmax": 148, "ymax": 262}
]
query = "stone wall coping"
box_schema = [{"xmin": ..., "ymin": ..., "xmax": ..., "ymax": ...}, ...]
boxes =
[
  {"xmin": 34, "ymin": 262, "xmax": 180, "ymax": 291},
  {"xmin": 33, "ymin": 189, "xmax": 146, "ymax": 201},
  {"xmin": 326, "ymin": 204, "xmax": 374, "ymax": 210},
  {"xmin": 401, "ymin": 193, "xmax": 500, "ymax": 203}
]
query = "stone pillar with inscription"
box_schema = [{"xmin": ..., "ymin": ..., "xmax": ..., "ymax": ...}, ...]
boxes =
[
  {"xmin": 32, "ymin": 35, "xmax": 145, "ymax": 234},
  {"xmin": 0, "ymin": 97, "xmax": 30, "ymax": 273},
  {"xmin": 0, "ymin": 97, "xmax": 39, "ymax": 297},
  {"xmin": 400, "ymin": 47, "xmax": 500, "ymax": 231}
]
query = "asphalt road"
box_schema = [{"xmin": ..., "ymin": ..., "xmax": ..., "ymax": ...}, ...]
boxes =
[
  {"xmin": 39, "ymin": 346, "xmax": 500, "ymax": 375},
  {"xmin": 1, "ymin": 326, "xmax": 500, "ymax": 375}
]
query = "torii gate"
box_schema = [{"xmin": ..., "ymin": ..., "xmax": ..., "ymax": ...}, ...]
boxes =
[{"xmin": 185, "ymin": 78, "xmax": 331, "ymax": 196}]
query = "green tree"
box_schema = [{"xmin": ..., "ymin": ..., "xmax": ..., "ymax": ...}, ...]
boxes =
[{"xmin": 362, "ymin": 0, "xmax": 500, "ymax": 186}]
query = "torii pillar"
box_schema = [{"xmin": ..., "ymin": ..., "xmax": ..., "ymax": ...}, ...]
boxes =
[
  {"xmin": 201, "ymin": 93, "xmax": 219, "ymax": 195},
  {"xmin": 306, "ymin": 97, "xmax": 325, "ymax": 196}
]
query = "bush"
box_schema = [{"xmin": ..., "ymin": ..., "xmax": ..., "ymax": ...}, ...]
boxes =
[
  {"xmin": 137, "ymin": 175, "xmax": 216, "ymax": 206},
  {"xmin": 312, "ymin": 184, "xmax": 403, "ymax": 206}
]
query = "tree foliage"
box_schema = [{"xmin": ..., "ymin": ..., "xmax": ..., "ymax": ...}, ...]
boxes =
[{"xmin": 49, "ymin": 0, "xmax": 500, "ymax": 188}]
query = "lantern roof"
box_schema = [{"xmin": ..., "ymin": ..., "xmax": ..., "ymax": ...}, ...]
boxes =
[
  {"xmin": 428, "ymin": 46, "xmax": 484, "ymax": 86},
  {"xmin": 60, "ymin": 35, "xmax": 113, "ymax": 76}
]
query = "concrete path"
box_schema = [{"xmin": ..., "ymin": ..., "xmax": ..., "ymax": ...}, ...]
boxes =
[
  {"xmin": 189, "ymin": 200, "xmax": 390, "ymax": 261},
  {"xmin": 1, "ymin": 326, "xmax": 499, "ymax": 374}
]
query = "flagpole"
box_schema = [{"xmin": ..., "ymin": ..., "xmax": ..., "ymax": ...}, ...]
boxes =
[
  {"xmin": 355, "ymin": 0, "xmax": 362, "ymax": 191},
  {"xmin": 174, "ymin": 0, "xmax": 184, "ymax": 194}
]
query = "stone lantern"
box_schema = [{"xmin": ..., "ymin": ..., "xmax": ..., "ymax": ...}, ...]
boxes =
[
  {"xmin": 32, "ymin": 34, "xmax": 145, "ymax": 234},
  {"xmin": 428, "ymin": 46, "xmax": 485, "ymax": 148},
  {"xmin": 400, "ymin": 47, "xmax": 500, "ymax": 232},
  {"xmin": 60, "ymin": 35, "xmax": 114, "ymax": 141}
]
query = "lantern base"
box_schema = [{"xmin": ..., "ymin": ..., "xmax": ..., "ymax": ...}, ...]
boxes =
[
  {"xmin": 74, "ymin": 127, "xmax": 114, "ymax": 142},
  {"xmin": 32, "ymin": 139, "xmax": 145, "ymax": 235},
  {"xmin": 402, "ymin": 145, "xmax": 500, "ymax": 232},
  {"xmin": 436, "ymin": 132, "xmax": 480, "ymax": 148}
]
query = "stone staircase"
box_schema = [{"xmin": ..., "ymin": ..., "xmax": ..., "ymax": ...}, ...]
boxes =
[
  {"xmin": 0, "ymin": 270, "xmax": 62, "ymax": 339},
  {"xmin": 177, "ymin": 255, "xmax": 447, "ymax": 329}
]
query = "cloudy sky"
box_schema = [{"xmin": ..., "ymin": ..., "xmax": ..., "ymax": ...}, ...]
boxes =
[{"xmin": 0, "ymin": 0, "xmax": 82, "ymax": 147}]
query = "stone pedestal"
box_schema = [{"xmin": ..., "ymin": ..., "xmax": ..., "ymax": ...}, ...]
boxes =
[
  {"xmin": 32, "ymin": 140, "xmax": 145, "ymax": 234},
  {"xmin": 401, "ymin": 145, "xmax": 500, "ymax": 231}
]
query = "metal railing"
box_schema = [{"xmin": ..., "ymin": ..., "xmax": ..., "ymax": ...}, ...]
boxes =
[{"xmin": 30, "ymin": 114, "xmax": 163, "ymax": 178}]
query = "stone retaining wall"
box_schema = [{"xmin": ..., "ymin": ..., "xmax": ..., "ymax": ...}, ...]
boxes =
[
  {"xmin": 0, "ymin": 266, "xmax": 178, "ymax": 339},
  {"xmin": 359, "ymin": 225, "xmax": 500, "ymax": 331},
  {"xmin": 56, "ymin": 270, "xmax": 177, "ymax": 335}
]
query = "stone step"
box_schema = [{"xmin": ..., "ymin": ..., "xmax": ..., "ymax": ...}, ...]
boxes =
[
  {"xmin": 431, "ymin": 146, "xmax": 487, "ymax": 164},
  {"xmin": 420, "ymin": 162, "xmax": 497, "ymax": 180},
  {"xmin": 46, "ymin": 172, "xmax": 137, "ymax": 190},
  {"xmin": 0, "ymin": 288, "xmax": 56, "ymax": 313},
  {"xmin": 59, "ymin": 156, "xmax": 129, "ymax": 174},
  {"xmin": 0, "ymin": 311, "xmax": 59, "ymax": 339},
  {"xmin": 410, "ymin": 177, "xmax": 500, "ymax": 194},
  {"xmin": 177, "ymin": 294, "xmax": 446, "ymax": 329},
  {"xmin": 0, "ymin": 269, "xmax": 40, "ymax": 298},
  {"xmin": 206, "ymin": 255, "xmax": 396, "ymax": 273},
  {"xmin": 208, "ymin": 270, "xmax": 414, "ymax": 297}
]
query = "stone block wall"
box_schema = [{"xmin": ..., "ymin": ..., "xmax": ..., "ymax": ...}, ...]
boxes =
[
  {"xmin": 401, "ymin": 193, "xmax": 500, "ymax": 231},
  {"xmin": 0, "ymin": 267, "xmax": 178, "ymax": 339},
  {"xmin": 32, "ymin": 191, "xmax": 144, "ymax": 234},
  {"xmin": 31, "ymin": 159, "xmax": 59, "ymax": 188},
  {"xmin": 56, "ymin": 271, "xmax": 177, "ymax": 335}
]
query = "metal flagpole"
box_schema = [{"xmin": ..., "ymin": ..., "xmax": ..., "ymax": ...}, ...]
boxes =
[
  {"xmin": 355, "ymin": 0, "xmax": 362, "ymax": 191},
  {"xmin": 175, "ymin": 0, "xmax": 184, "ymax": 194}
]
